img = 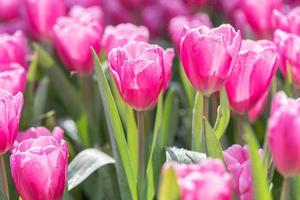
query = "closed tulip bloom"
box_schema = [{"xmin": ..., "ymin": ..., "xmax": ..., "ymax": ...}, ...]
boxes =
[
  {"xmin": 268, "ymin": 92, "xmax": 300, "ymax": 176},
  {"xmin": 0, "ymin": 89, "xmax": 23, "ymax": 155},
  {"xmin": 53, "ymin": 14, "xmax": 102, "ymax": 76},
  {"xmin": 69, "ymin": 5, "xmax": 105, "ymax": 28},
  {"xmin": 165, "ymin": 159, "xmax": 232, "ymax": 200},
  {"xmin": 240, "ymin": 0, "xmax": 282, "ymax": 36},
  {"xmin": 102, "ymin": 23, "xmax": 149, "ymax": 54},
  {"xmin": 168, "ymin": 14, "xmax": 212, "ymax": 50},
  {"xmin": 248, "ymin": 90, "xmax": 269, "ymax": 122},
  {"xmin": 274, "ymin": 29, "xmax": 300, "ymax": 86},
  {"xmin": 224, "ymin": 145, "xmax": 263, "ymax": 200},
  {"xmin": 22, "ymin": 0, "xmax": 66, "ymax": 40},
  {"xmin": 11, "ymin": 126, "xmax": 68, "ymax": 200},
  {"xmin": 0, "ymin": 63, "xmax": 26, "ymax": 95},
  {"xmin": 273, "ymin": 7, "xmax": 300, "ymax": 36},
  {"xmin": 180, "ymin": 24, "xmax": 241, "ymax": 95},
  {"xmin": 0, "ymin": 31, "xmax": 27, "ymax": 68},
  {"xmin": 225, "ymin": 40, "xmax": 278, "ymax": 113},
  {"xmin": 0, "ymin": 0, "xmax": 19, "ymax": 21},
  {"xmin": 108, "ymin": 41, "xmax": 174, "ymax": 110},
  {"xmin": 64, "ymin": 0, "xmax": 101, "ymax": 9}
]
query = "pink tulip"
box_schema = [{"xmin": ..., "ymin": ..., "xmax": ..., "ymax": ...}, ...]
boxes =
[
  {"xmin": 11, "ymin": 126, "xmax": 68, "ymax": 200},
  {"xmin": 165, "ymin": 159, "xmax": 232, "ymax": 200},
  {"xmin": 102, "ymin": 23, "xmax": 149, "ymax": 55},
  {"xmin": 224, "ymin": 145, "xmax": 263, "ymax": 200},
  {"xmin": 268, "ymin": 92, "xmax": 300, "ymax": 176},
  {"xmin": 248, "ymin": 90, "xmax": 269, "ymax": 122},
  {"xmin": 69, "ymin": 5, "xmax": 105, "ymax": 27},
  {"xmin": 240, "ymin": 0, "xmax": 282, "ymax": 37},
  {"xmin": 183, "ymin": 0, "xmax": 207, "ymax": 7},
  {"xmin": 53, "ymin": 13, "xmax": 102, "ymax": 76},
  {"xmin": 0, "ymin": 19, "xmax": 27, "ymax": 35},
  {"xmin": 101, "ymin": 0, "xmax": 134, "ymax": 25},
  {"xmin": 160, "ymin": 0, "xmax": 189, "ymax": 23},
  {"xmin": 22, "ymin": 0, "xmax": 66, "ymax": 41},
  {"xmin": 0, "ymin": 89, "xmax": 23, "ymax": 155},
  {"xmin": 0, "ymin": 0, "xmax": 20, "ymax": 21},
  {"xmin": 274, "ymin": 29, "xmax": 300, "ymax": 86},
  {"xmin": 141, "ymin": 4, "xmax": 164, "ymax": 37},
  {"xmin": 0, "ymin": 31, "xmax": 28, "ymax": 68},
  {"xmin": 168, "ymin": 14, "xmax": 212, "ymax": 50},
  {"xmin": 0, "ymin": 63, "xmax": 26, "ymax": 95},
  {"xmin": 64, "ymin": 0, "xmax": 101, "ymax": 9},
  {"xmin": 225, "ymin": 40, "xmax": 278, "ymax": 113},
  {"xmin": 180, "ymin": 24, "xmax": 241, "ymax": 95},
  {"xmin": 272, "ymin": 7, "xmax": 300, "ymax": 36},
  {"xmin": 108, "ymin": 41, "xmax": 174, "ymax": 110}
]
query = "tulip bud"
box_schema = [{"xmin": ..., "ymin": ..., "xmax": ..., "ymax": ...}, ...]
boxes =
[
  {"xmin": 108, "ymin": 41, "xmax": 174, "ymax": 110},
  {"xmin": 224, "ymin": 145, "xmax": 263, "ymax": 200},
  {"xmin": 11, "ymin": 126, "xmax": 68, "ymax": 200},
  {"xmin": 180, "ymin": 24, "xmax": 241, "ymax": 96},
  {"xmin": 272, "ymin": 8, "xmax": 300, "ymax": 36},
  {"xmin": 225, "ymin": 40, "xmax": 278, "ymax": 113},
  {"xmin": 268, "ymin": 92, "xmax": 300, "ymax": 176},
  {"xmin": 164, "ymin": 159, "xmax": 232, "ymax": 200},
  {"xmin": 69, "ymin": 6, "xmax": 105, "ymax": 28},
  {"xmin": 0, "ymin": 31, "xmax": 28, "ymax": 68},
  {"xmin": 0, "ymin": 63, "xmax": 26, "ymax": 95},
  {"xmin": 102, "ymin": 23, "xmax": 149, "ymax": 54},
  {"xmin": 0, "ymin": 0, "xmax": 19, "ymax": 21},
  {"xmin": 53, "ymin": 13, "xmax": 102, "ymax": 76},
  {"xmin": 274, "ymin": 29, "xmax": 300, "ymax": 86},
  {"xmin": 0, "ymin": 89, "xmax": 23, "ymax": 155},
  {"xmin": 22, "ymin": 0, "xmax": 66, "ymax": 40},
  {"xmin": 168, "ymin": 14, "xmax": 212, "ymax": 50}
]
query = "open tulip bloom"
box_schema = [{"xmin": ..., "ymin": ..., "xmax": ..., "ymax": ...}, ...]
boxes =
[{"xmin": 0, "ymin": 1, "xmax": 300, "ymax": 200}]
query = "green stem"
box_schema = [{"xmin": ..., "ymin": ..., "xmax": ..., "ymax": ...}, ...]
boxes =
[
  {"xmin": 192, "ymin": 92, "xmax": 203, "ymax": 151},
  {"xmin": 137, "ymin": 111, "xmax": 145, "ymax": 197},
  {"xmin": 0, "ymin": 156, "xmax": 8, "ymax": 199},
  {"xmin": 281, "ymin": 177, "xmax": 291, "ymax": 200},
  {"xmin": 203, "ymin": 96, "xmax": 210, "ymax": 121}
]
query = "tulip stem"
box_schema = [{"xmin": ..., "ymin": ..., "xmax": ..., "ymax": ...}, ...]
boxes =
[
  {"xmin": 137, "ymin": 111, "xmax": 145, "ymax": 196},
  {"xmin": 203, "ymin": 96, "xmax": 210, "ymax": 121},
  {"xmin": 192, "ymin": 92, "xmax": 203, "ymax": 151},
  {"xmin": 281, "ymin": 177, "xmax": 291, "ymax": 200},
  {"xmin": 0, "ymin": 156, "xmax": 8, "ymax": 199}
]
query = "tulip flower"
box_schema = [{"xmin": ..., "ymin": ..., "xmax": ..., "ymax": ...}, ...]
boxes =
[
  {"xmin": 53, "ymin": 13, "xmax": 102, "ymax": 76},
  {"xmin": 0, "ymin": 89, "xmax": 23, "ymax": 155},
  {"xmin": 0, "ymin": 19, "xmax": 26, "ymax": 35},
  {"xmin": 224, "ymin": 145, "xmax": 263, "ymax": 200},
  {"xmin": 248, "ymin": 90, "xmax": 269, "ymax": 122},
  {"xmin": 183, "ymin": 0, "xmax": 207, "ymax": 7},
  {"xmin": 180, "ymin": 24, "xmax": 241, "ymax": 96},
  {"xmin": 22, "ymin": 0, "xmax": 66, "ymax": 40},
  {"xmin": 102, "ymin": 23, "xmax": 149, "ymax": 54},
  {"xmin": 101, "ymin": 0, "xmax": 134, "ymax": 25},
  {"xmin": 165, "ymin": 159, "xmax": 232, "ymax": 200},
  {"xmin": 69, "ymin": 5, "xmax": 105, "ymax": 27},
  {"xmin": 108, "ymin": 41, "xmax": 174, "ymax": 110},
  {"xmin": 225, "ymin": 40, "xmax": 278, "ymax": 113},
  {"xmin": 0, "ymin": 0, "xmax": 19, "ymax": 21},
  {"xmin": 0, "ymin": 31, "xmax": 27, "ymax": 68},
  {"xmin": 11, "ymin": 126, "xmax": 68, "ymax": 200},
  {"xmin": 272, "ymin": 7, "xmax": 300, "ymax": 36},
  {"xmin": 64, "ymin": 0, "xmax": 101, "ymax": 9},
  {"xmin": 160, "ymin": 0, "xmax": 189, "ymax": 23},
  {"xmin": 168, "ymin": 14, "xmax": 212, "ymax": 50},
  {"xmin": 0, "ymin": 63, "xmax": 26, "ymax": 95},
  {"xmin": 240, "ymin": 0, "xmax": 282, "ymax": 37},
  {"xmin": 268, "ymin": 92, "xmax": 300, "ymax": 176},
  {"xmin": 274, "ymin": 29, "xmax": 300, "ymax": 86}
]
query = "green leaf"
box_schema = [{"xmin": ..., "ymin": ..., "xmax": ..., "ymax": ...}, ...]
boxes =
[
  {"xmin": 290, "ymin": 176, "xmax": 300, "ymax": 200},
  {"xmin": 203, "ymin": 118, "xmax": 224, "ymax": 160},
  {"xmin": 166, "ymin": 147, "xmax": 206, "ymax": 164},
  {"xmin": 33, "ymin": 43, "xmax": 82, "ymax": 119},
  {"xmin": 127, "ymin": 107, "xmax": 138, "ymax": 178},
  {"xmin": 179, "ymin": 63, "xmax": 195, "ymax": 108},
  {"xmin": 161, "ymin": 87, "xmax": 179, "ymax": 146},
  {"xmin": 244, "ymin": 123, "xmax": 272, "ymax": 200},
  {"xmin": 32, "ymin": 77, "xmax": 49, "ymax": 125},
  {"xmin": 92, "ymin": 48, "xmax": 138, "ymax": 200},
  {"xmin": 192, "ymin": 92, "xmax": 203, "ymax": 152},
  {"xmin": 213, "ymin": 88, "xmax": 230, "ymax": 139},
  {"xmin": 68, "ymin": 148, "xmax": 115, "ymax": 190},
  {"xmin": 158, "ymin": 166, "xmax": 180, "ymax": 200}
]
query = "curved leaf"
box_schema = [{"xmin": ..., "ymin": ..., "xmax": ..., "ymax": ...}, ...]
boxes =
[
  {"xmin": 166, "ymin": 147, "xmax": 206, "ymax": 164},
  {"xmin": 158, "ymin": 166, "xmax": 180, "ymax": 200}
]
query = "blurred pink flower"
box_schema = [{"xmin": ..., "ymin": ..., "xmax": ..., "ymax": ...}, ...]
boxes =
[
  {"xmin": 183, "ymin": 0, "xmax": 207, "ymax": 7},
  {"xmin": 11, "ymin": 126, "xmax": 68, "ymax": 200},
  {"xmin": 0, "ymin": 19, "xmax": 27, "ymax": 35},
  {"xmin": 168, "ymin": 13, "xmax": 212, "ymax": 50},
  {"xmin": 102, "ymin": 23, "xmax": 149, "ymax": 54},
  {"xmin": 69, "ymin": 5, "xmax": 105, "ymax": 27},
  {"xmin": 225, "ymin": 40, "xmax": 278, "ymax": 113},
  {"xmin": 108, "ymin": 41, "xmax": 174, "ymax": 110},
  {"xmin": 0, "ymin": 31, "xmax": 28, "ymax": 68},
  {"xmin": 180, "ymin": 24, "xmax": 241, "ymax": 95},
  {"xmin": 0, "ymin": 89, "xmax": 23, "ymax": 155},
  {"xmin": 53, "ymin": 13, "xmax": 102, "ymax": 76},
  {"xmin": 64, "ymin": 0, "xmax": 101, "ymax": 9},
  {"xmin": 272, "ymin": 7, "xmax": 300, "ymax": 36},
  {"xmin": 248, "ymin": 90, "xmax": 269, "ymax": 122},
  {"xmin": 22, "ymin": 0, "xmax": 66, "ymax": 40},
  {"xmin": 166, "ymin": 159, "xmax": 232, "ymax": 200},
  {"xmin": 0, "ymin": 0, "xmax": 20, "ymax": 21},
  {"xmin": 268, "ymin": 91, "xmax": 300, "ymax": 176}
]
